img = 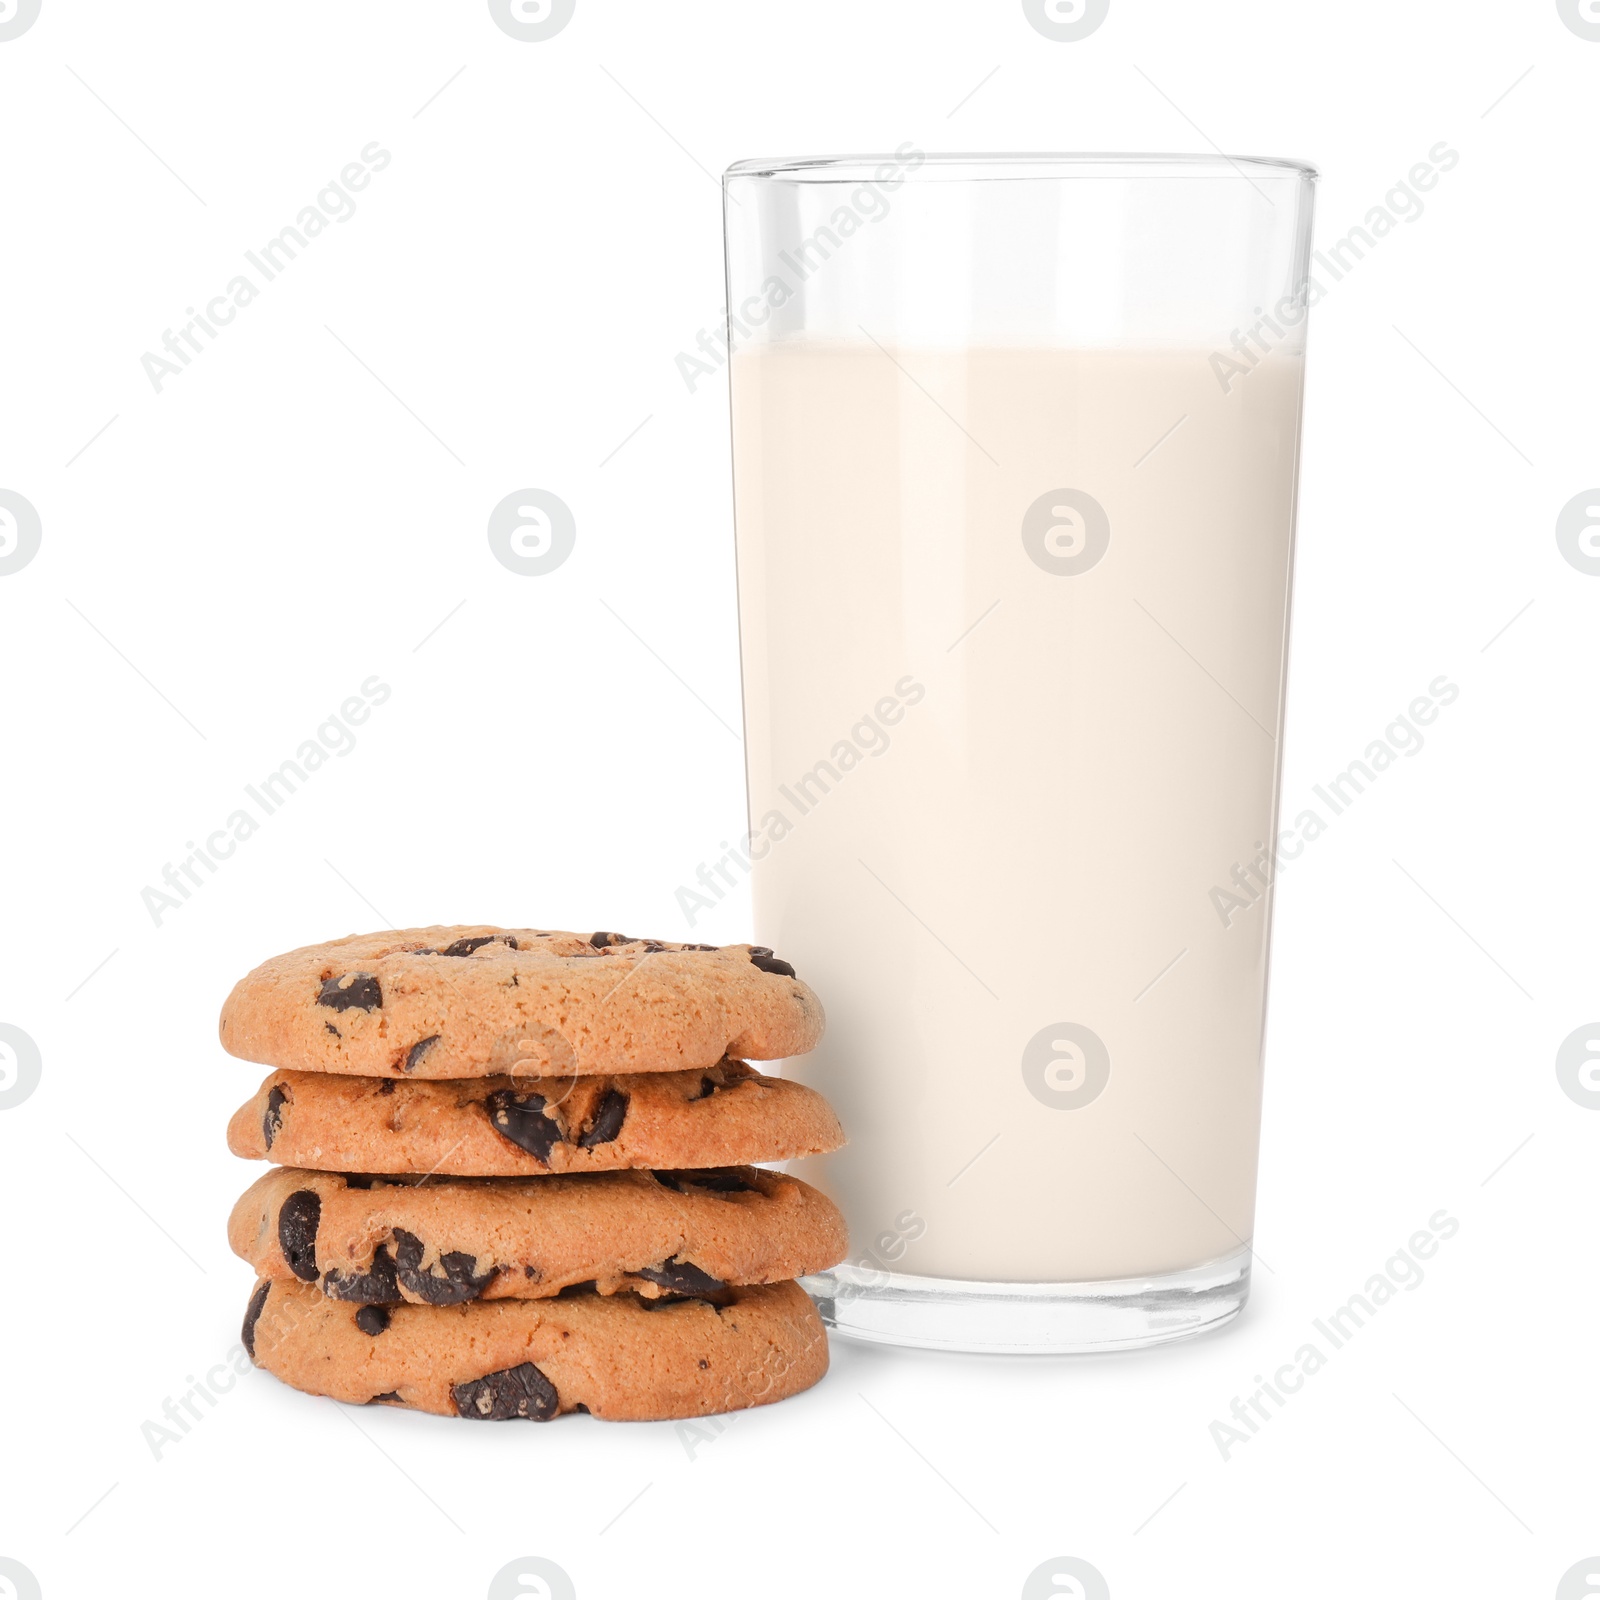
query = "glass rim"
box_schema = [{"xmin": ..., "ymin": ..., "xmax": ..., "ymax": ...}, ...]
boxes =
[{"xmin": 725, "ymin": 151, "xmax": 1318, "ymax": 184}]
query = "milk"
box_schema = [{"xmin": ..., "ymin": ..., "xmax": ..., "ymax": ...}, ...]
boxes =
[{"xmin": 730, "ymin": 342, "xmax": 1303, "ymax": 1282}]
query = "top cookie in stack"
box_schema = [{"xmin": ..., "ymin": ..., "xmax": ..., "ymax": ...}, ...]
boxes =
[
  {"xmin": 220, "ymin": 926, "xmax": 824, "ymax": 1081},
  {"xmin": 220, "ymin": 927, "xmax": 848, "ymax": 1423}
]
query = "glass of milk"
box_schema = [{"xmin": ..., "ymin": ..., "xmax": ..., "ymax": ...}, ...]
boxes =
[{"xmin": 724, "ymin": 153, "xmax": 1316, "ymax": 1352}]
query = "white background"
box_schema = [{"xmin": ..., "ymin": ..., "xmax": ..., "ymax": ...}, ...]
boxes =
[{"xmin": 2, "ymin": 2, "xmax": 1597, "ymax": 1597}]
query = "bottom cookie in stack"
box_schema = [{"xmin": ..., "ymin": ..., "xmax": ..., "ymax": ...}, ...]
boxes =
[{"xmin": 242, "ymin": 1278, "xmax": 829, "ymax": 1421}]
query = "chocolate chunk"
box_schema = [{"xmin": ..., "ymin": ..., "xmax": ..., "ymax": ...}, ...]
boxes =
[
  {"xmin": 483, "ymin": 1088, "xmax": 562, "ymax": 1164},
  {"xmin": 241, "ymin": 1281, "xmax": 270, "ymax": 1357},
  {"xmin": 589, "ymin": 931, "xmax": 633, "ymax": 948},
  {"xmin": 453, "ymin": 1362, "xmax": 559, "ymax": 1421},
  {"xmin": 637, "ymin": 1259, "xmax": 727, "ymax": 1297},
  {"xmin": 317, "ymin": 973, "xmax": 382, "ymax": 1012},
  {"xmin": 749, "ymin": 950, "xmax": 796, "ymax": 978},
  {"xmin": 688, "ymin": 1076, "xmax": 717, "ymax": 1101},
  {"xmin": 322, "ymin": 1245, "xmax": 400, "ymax": 1303},
  {"xmin": 355, "ymin": 1304, "xmax": 391, "ymax": 1336},
  {"xmin": 278, "ymin": 1191, "xmax": 321, "ymax": 1281},
  {"xmin": 557, "ymin": 1280, "xmax": 598, "ymax": 1299},
  {"xmin": 367, "ymin": 1391, "xmax": 401, "ymax": 1404},
  {"xmin": 324, "ymin": 1022, "xmax": 340, "ymax": 1037},
  {"xmin": 262, "ymin": 1085, "xmax": 288, "ymax": 1150},
  {"xmin": 439, "ymin": 936, "xmax": 497, "ymax": 958},
  {"xmin": 403, "ymin": 1035, "xmax": 439, "ymax": 1072},
  {"xmin": 393, "ymin": 1229, "xmax": 494, "ymax": 1305},
  {"xmin": 576, "ymin": 1089, "xmax": 628, "ymax": 1148},
  {"xmin": 573, "ymin": 1403, "xmax": 590, "ymax": 1414},
  {"xmin": 683, "ymin": 943, "xmax": 717, "ymax": 951},
  {"xmin": 378, "ymin": 1080, "xmax": 395, "ymax": 1096}
]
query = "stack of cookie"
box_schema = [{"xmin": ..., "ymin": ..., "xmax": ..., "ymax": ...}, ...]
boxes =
[{"xmin": 220, "ymin": 927, "xmax": 847, "ymax": 1422}]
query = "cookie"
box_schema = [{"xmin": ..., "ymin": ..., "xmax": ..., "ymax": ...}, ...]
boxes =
[
  {"xmin": 243, "ymin": 1275, "xmax": 827, "ymax": 1420},
  {"xmin": 227, "ymin": 1058, "xmax": 846, "ymax": 1176},
  {"xmin": 229, "ymin": 1165, "xmax": 849, "ymax": 1304},
  {"xmin": 218, "ymin": 927, "xmax": 823, "ymax": 1080}
]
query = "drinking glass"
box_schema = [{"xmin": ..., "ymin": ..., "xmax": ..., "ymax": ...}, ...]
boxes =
[{"xmin": 724, "ymin": 153, "xmax": 1316, "ymax": 1352}]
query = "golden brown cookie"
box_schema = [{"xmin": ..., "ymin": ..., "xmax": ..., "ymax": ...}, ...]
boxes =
[
  {"xmin": 242, "ymin": 1276, "xmax": 828, "ymax": 1420},
  {"xmin": 227, "ymin": 1059, "xmax": 845, "ymax": 1176},
  {"xmin": 218, "ymin": 927, "xmax": 824, "ymax": 1079},
  {"xmin": 228, "ymin": 1165, "xmax": 849, "ymax": 1304}
]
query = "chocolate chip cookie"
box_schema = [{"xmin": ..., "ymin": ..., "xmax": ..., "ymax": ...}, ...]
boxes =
[
  {"xmin": 218, "ymin": 928, "xmax": 822, "ymax": 1081},
  {"xmin": 228, "ymin": 1058, "xmax": 845, "ymax": 1176},
  {"xmin": 243, "ymin": 1276, "xmax": 827, "ymax": 1420},
  {"xmin": 229, "ymin": 1165, "xmax": 848, "ymax": 1304}
]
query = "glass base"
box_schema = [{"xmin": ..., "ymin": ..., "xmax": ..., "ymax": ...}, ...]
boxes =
[{"xmin": 803, "ymin": 1246, "xmax": 1252, "ymax": 1355}]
